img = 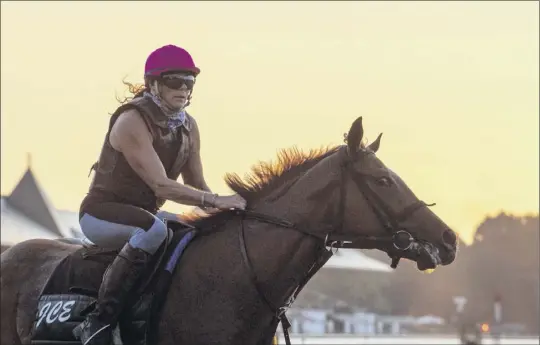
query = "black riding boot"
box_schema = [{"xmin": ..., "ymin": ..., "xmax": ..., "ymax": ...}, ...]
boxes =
[{"xmin": 72, "ymin": 243, "xmax": 152, "ymax": 345}]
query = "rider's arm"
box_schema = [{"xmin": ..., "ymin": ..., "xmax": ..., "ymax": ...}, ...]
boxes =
[
  {"xmin": 109, "ymin": 108, "xmax": 214, "ymax": 207},
  {"xmin": 181, "ymin": 117, "xmax": 212, "ymax": 193}
]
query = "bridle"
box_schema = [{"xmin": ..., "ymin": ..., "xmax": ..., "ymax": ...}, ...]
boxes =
[{"xmin": 234, "ymin": 145, "xmax": 436, "ymax": 345}]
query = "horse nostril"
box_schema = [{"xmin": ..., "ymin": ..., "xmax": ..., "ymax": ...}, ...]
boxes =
[{"xmin": 442, "ymin": 229, "xmax": 457, "ymax": 247}]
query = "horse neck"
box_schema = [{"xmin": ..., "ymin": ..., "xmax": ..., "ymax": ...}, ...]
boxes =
[
  {"xmin": 255, "ymin": 151, "xmax": 342, "ymax": 227},
  {"xmin": 245, "ymin": 153, "xmax": 342, "ymax": 306}
]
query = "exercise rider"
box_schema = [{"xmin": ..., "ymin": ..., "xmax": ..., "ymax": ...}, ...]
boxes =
[{"xmin": 72, "ymin": 44, "xmax": 247, "ymax": 345}]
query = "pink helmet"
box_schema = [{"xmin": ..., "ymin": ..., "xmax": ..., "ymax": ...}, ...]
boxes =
[{"xmin": 144, "ymin": 45, "xmax": 201, "ymax": 78}]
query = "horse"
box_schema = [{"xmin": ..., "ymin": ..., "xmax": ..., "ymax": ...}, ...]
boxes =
[{"xmin": 0, "ymin": 117, "xmax": 458, "ymax": 345}]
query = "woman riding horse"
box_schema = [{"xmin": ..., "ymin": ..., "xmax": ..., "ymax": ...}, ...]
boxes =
[{"xmin": 72, "ymin": 44, "xmax": 247, "ymax": 345}]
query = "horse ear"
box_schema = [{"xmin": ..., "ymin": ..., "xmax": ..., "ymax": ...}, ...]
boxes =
[
  {"xmin": 345, "ymin": 117, "xmax": 364, "ymax": 153},
  {"xmin": 368, "ymin": 133, "xmax": 383, "ymax": 153}
]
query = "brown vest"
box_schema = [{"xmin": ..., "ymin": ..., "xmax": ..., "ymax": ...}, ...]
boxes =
[{"xmin": 88, "ymin": 96, "xmax": 193, "ymax": 213}]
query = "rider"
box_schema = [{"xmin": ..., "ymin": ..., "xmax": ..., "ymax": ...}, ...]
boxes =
[{"xmin": 72, "ymin": 44, "xmax": 247, "ymax": 345}]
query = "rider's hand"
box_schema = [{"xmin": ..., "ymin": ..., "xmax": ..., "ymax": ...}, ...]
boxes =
[{"xmin": 213, "ymin": 194, "xmax": 247, "ymax": 210}]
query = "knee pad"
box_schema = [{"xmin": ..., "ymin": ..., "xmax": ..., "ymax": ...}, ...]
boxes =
[{"xmin": 129, "ymin": 218, "xmax": 168, "ymax": 255}]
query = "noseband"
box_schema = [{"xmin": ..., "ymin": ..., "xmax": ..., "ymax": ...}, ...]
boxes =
[{"xmin": 234, "ymin": 146, "xmax": 435, "ymax": 345}]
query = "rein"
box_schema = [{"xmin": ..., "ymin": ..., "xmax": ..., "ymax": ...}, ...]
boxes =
[{"xmin": 234, "ymin": 146, "xmax": 436, "ymax": 345}]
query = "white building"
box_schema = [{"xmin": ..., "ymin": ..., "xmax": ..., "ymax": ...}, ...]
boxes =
[{"xmin": 1, "ymin": 167, "xmax": 82, "ymax": 249}]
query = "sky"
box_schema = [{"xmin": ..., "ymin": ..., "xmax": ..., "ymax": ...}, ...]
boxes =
[{"xmin": 1, "ymin": 1, "xmax": 538, "ymax": 244}]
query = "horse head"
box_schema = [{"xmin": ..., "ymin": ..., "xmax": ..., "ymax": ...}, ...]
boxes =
[
  {"xmin": 339, "ymin": 116, "xmax": 458, "ymax": 269},
  {"xmin": 242, "ymin": 116, "xmax": 457, "ymax": 271}
]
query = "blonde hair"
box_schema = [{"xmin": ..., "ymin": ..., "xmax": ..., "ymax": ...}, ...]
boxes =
[{"xmin": 116, "ymin": 78, "xmax": 148, "ymax": 104}]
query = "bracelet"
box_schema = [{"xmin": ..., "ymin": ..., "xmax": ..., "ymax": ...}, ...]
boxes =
[
  {"xmin": 201, "ymin": 193, "xmax": 218, "ymax": 208},
  {"xmin": 209, "ymin": 193, "xmax": 218, "ymax": 207}
]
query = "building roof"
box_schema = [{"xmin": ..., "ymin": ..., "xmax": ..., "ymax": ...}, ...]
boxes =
[
  {"xmin": 0, "ymin": 198, "xmax": 59, "ymax": 245},
  {"xmin": 5, "ymin": 167, "xmax": 66, "ymax": 237},
  {"xmin": 1, "ymin": 166, "xmax": 391, "ymax": 273},
  {"xmin": 0, "ymin": 166, "xmax": 81, "ymax": 246}
]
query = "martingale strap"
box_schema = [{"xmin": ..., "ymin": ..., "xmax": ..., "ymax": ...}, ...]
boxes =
[
  {"xmin": 238, "ymin": 211, "xmax": 334, "ymax": 345},
  {"xmin": 277, "ymin": 249, "xmax": 333, "ymax": 345}
]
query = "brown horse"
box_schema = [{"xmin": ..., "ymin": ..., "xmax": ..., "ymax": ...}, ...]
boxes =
[{"xmin": 1, "ymin": 117, "xmax": 458, "ymax": 345}]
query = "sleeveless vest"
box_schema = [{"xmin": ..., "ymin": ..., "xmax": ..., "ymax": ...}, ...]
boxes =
[{"xmin": 88, "ymin": 96, "xmax": 193, "ymax": 213}]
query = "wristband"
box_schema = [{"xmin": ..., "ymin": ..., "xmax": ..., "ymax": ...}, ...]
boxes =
[
  {"xmin": 210, "ymin": 193, "xmax": 218, "ymax": 207},
  {"xmin": 201, "ymin": 193, "xmax": 218, "ymax": 208}
]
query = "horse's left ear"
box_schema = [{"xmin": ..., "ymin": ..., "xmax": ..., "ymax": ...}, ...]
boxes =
[
  {"xmin": 368, "ymin": 133, "xmax": 383, "ymax": 153},
  {"xmin": 345, "ymin": 117, "xmax": 364, "ymax": 154}
]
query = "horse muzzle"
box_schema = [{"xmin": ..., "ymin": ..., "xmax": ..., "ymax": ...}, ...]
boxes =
[{"xmin": 412, "ymin": 242, "xmax": 442, "ymax": 270}]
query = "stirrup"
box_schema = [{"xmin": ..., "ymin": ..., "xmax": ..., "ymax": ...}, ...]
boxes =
[{"xmin": 73, "ymin": 320, "xmax": 111, "ymax": 345}]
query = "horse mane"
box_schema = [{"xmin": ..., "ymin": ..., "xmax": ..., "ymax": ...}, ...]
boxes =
[
  {"xmin": 182, "ymin": 139, "xmax": 371, "ymax": 227},
  {"xmin": 181, "ymin": 144, "xmax": 345, "ymax": 226},
  {"xmin": 224, "ymin": 145, "xmax": 342, "ymax": 202}
]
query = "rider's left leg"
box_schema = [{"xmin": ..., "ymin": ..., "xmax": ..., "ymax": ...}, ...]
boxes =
[{"xmin": 72, "ymin": 242, "xmax": 153, "ymax": 345}]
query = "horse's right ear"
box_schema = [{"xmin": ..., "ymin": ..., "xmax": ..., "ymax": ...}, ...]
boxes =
[{"xmin": 345, "ymin": 117, "xmax": 364, "ymax": 154}]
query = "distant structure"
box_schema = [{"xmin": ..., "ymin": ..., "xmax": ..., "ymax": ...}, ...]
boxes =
[
  {"xmin": 0, "ymin": 165, "xmax": 392, "ymax": 273},
  {"xmin": 1, "ymin": 166, "xmax": 83, "ymax": 249}
]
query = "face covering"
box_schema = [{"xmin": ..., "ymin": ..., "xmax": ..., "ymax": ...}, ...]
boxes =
[{"xmin": 144, "ymin": 79, "xmax": 189, "ymax": 130}]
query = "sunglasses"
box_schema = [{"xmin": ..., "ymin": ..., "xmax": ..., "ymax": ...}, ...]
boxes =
[{"xmin": 160, "ymin": 75, "xmax": 195, "ymax": 90}]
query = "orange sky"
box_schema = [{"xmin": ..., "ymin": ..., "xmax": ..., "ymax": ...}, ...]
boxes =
[{"xmin": 1, "ymin": 1, "xmax": 538, "ymax": 244}]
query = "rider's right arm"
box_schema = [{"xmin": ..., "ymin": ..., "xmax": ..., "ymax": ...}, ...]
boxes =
[{"xmin": 109, "ymin": 109, "xmax": 213, "ymax": 207}]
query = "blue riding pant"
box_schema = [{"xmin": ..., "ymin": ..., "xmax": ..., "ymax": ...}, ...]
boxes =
[{"xmin": 78, "ymin": 202, "xmax": 177, "ymax": 255}]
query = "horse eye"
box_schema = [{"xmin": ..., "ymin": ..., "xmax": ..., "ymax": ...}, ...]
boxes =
[{"xmin": 376, "ymin": 177, "xmax": 392, "ymax": 187}]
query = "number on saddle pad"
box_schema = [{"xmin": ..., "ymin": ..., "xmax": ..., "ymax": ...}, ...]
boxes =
[
  {"xmin": 31, "ymin": 294, "xmax": 132, "ymax": 345},
  {"xmin": 31, "ymin": 294, "xmax": 96, "ymax": 344}
]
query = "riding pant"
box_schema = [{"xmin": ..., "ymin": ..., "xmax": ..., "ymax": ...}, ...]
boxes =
[{"xmin": 79, "ymin": 202, "xmax": 176, "ymax": 255}]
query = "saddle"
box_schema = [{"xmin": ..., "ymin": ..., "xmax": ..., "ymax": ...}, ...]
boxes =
[{"xmin": 30, "ymin": 219, "xmax": 198, "ymax": 345}]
